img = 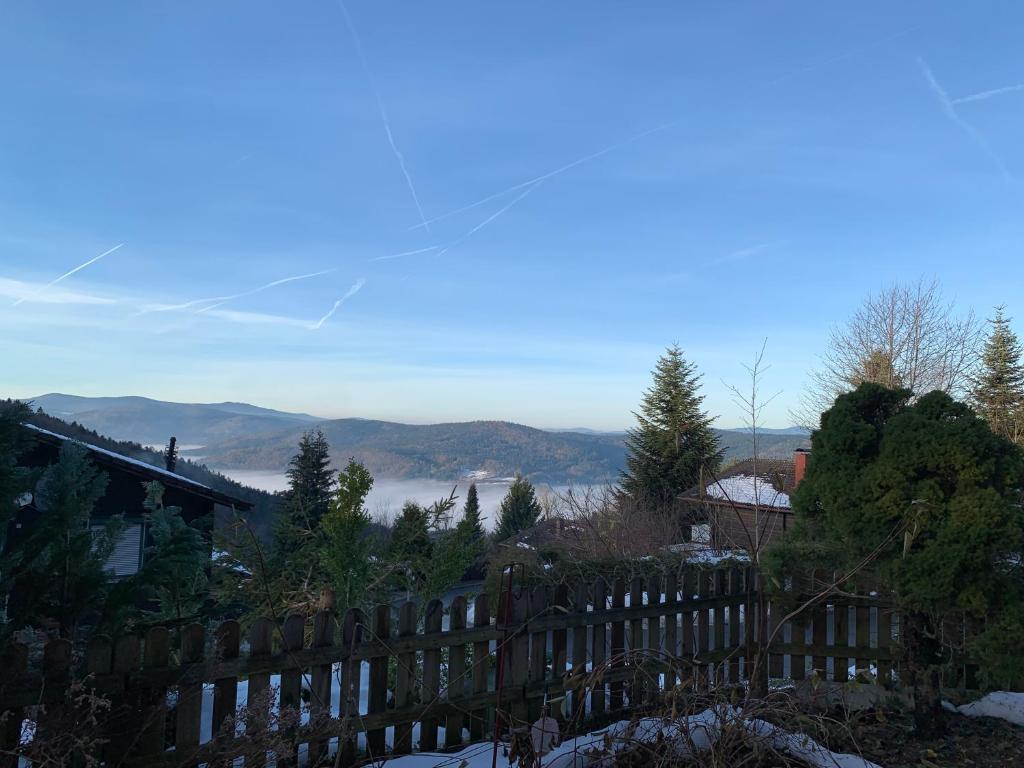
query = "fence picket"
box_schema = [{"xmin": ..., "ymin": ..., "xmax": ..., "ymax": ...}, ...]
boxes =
[
  {"xmin": 834, "ymin": 598, "xmax": 849, "ymax": 684},
  {"xmin": 174, "ymin": 624, "xmax": 205, "ymax": 762},
  {"xmin": 551, "ymin": 583, "xmax": 569, "ymax": 722},
  {"xmin": 420, "ymin": 598, "xmax": 444, "ymax": 750},
  {"xmin": 212, "ymin": 621, "xmax": 240, "ymax": 742},
  {"xmin": 470, "ymin": 594, "xmax": 490, "ymax": 741},
  {"xmin": 645, "ymin": 573, "xmax": 662, "ymax": 704},
  {"xmin": 138, "ymin": 626, "xmax": 171, "ymax": 759},
  {"xmin": 246, "ymin": 617, "xmax": 274, "ymax": 768},
  {"xmin": 663, "ymin": 572, "xmax": 679, "ymax": 688},
  {"xmin": 338, "ymin": 608, "xmax": 364, "ymax": 768},
  {"xmin": 728, "ymin": 568, "xmax": 743, "ymax": 684},
  {"xmin": 591, "ymin": 579, "xmax": 608, "ymax": 717},
  {"xmin": 528, "ymin": 586, "xmax": 548, "ymax": 723},
  {"xmin": 310, "ymin": 609, "xmax": 338, "ymax": 764},
  {"xmin": 445, "ymin": 595, "xmax": 468, "ymax": 748},
  {"xmin": 278, "ymin": 613, "xmax": 305, "ymax": 768},
  {"xmin": 610, "ymin": 578, "xmax": 626, "ymax": 710},
  {"xmin": 366, "ymin": 604, "xmax": 389, "ymax": 758},
  {"xmin": 0, "ymin": 643, "xmax": 26, "ymax": 768}
]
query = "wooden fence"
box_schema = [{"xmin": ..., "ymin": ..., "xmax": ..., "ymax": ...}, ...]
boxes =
[{"xmin": 0, "ymin": 565, "xmax": 899, "ymax": 767}]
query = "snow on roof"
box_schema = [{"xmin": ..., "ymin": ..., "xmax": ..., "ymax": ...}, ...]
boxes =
[
  {"xmin": 706, "ymin": 474, "xmax": 791, "ymax": 509},
  {"xmin": 25, "ymin": 423, "xmax": 211, "ymax": 491}
]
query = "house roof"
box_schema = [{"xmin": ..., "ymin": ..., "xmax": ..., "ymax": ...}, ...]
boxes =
[
  {"xmin": 679, "ymin": 457, "xmax": 797, "ymax": 510},
  {"xmin": 24, "ymin": 424, "xmax": 253, "ymax": 510}
]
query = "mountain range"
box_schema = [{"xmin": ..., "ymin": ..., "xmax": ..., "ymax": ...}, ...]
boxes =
[{"xmin": 26, "ymin": 394, "xmax": 809, "ymax": 484}]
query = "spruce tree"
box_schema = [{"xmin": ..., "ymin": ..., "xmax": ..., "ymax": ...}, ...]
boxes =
[
  {"xmin": 621, "ymin": 345, "xmax": 721, "ymax": 503},
  {"xmin": 388, "ymin": 502, "xmax": 433, "ymax": 595},
  {"xmin": 972, "ymin": 306, "xmax": 1024, "ymax": 445},
  {"xmin": 494, "ymin": 475, "xmax": 542, "ymax": 540},
  {"xmin": 282, "ymin": 429, "xmax": 334, "ymax": 528},
  {"xmin": 461, "ymin": 483, "xmax": 485, "ymax": 539}
]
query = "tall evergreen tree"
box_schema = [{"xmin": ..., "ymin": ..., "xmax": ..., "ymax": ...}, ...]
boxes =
[
  {"xmin": 494, "ymin": 475, "xmax": 542, "ymax": 540},
  {"xmin": 972, "ymin": 306, "xmax": 1024, "ymax": 445},
  {"xmin": 282, "ymin": 429, "xmax": 334, "ymax": 528},
  {"xmin": 621, "ymin": 345, "xmax": 721, "ymax": 503},
  {"xmin": 0, "ymin": 400, "xmax": 34, "ymax": 557},
  {"xmin": 388, "ymin": 501, "xmax": 433, "ymax": 595},
  {"xmin": 461, "ymin": 483, "xmax": 485, "ymax": 539}
]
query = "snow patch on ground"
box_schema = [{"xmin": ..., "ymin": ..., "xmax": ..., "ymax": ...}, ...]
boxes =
[
  {"xmin": 948, "ymin": 691, "xmax": 1024, "ymax": 727},
  {"xmin": 377, "ymin": 708, "xmax": 880, "ymax": 768}
]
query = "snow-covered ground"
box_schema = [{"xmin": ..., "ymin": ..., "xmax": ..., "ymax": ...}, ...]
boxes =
[{"xmin": 945, "ymin": 691, "xmax": 1024, "ymax": 727}]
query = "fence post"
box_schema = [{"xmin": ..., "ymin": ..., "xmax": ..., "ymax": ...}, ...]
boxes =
[
  {"xmin": 609, "ymin": 578, "xmax": 626, "ymax": 711},
  {"xmin": 366, "ymin": 604, "xmax": 389, "ymax": 758},
  {"xmin": 106, "ymin": 634, "xmax": 142, "ymax": 766},
  {"xmin": 311, "ymin": 609, "xmax": 338, "ymax": 764},
  {"xmin": 445, "ymin": 595, "xmax": 468, "ymax": 748},
  {"xmin": 528, "ymin": 586, "xmax": 548, "ymax": 723},
  {"xmin": 728, "ymin": 568, "xmax": 743, "ymax": 684},
  {"xmin": 712, "ymin": 569, "xmax": 727, "ymax": 685},
  {"xmin": 645, "ymin": 573, "xmax": 662, "ymax": 704},
  {"xmin": 213, "ymin": 621, "xmax": 240, "ymax": 743},
  {"xmin": 278, "ymin": 613, "xmax": 306, "ymax": 768},
  {"xmin": 591, "ymin": 579, "xmax": 608, "ymax": 717},
  {"xmin": 834, "ymin": 592, "xmax": 849, "ymax": 684},
  {"xmin": 246, "ymin": 617, "xmax": 274, "ymax": 768},
  {"xmin": 137, "ymin": 626, "xmax": 171, "ymax": 761},
  {"xmin": 551, "ymin": 583, "xmax": 569, "ymax": 723},
  {"xmin": 696, "ymin": 569, "xmax": 711, "ymax": 689},
  {"xmin": 338, "ymin": 608, "xmax": 364, "ymax": 768},
  {"xmin": 174, "ymin": 624, "xmax": 205, "ymax": 763},
  {"xmin": 470, "ymin": 594, "xmax": 491, "ymax": 741},
  {"xmin": 570, "ymin": 583, "xmax": 589, "ymax": 721},
  {"xmin": 420, "ymin": 598, "xmax": 444, "ymax": 751}
]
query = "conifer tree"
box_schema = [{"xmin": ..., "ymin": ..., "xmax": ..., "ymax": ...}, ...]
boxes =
[
  {"xmin": 320, "ymin": 459, "xmax": 377, "ymax": 609},
  {"xmin": 621, "ymin": 345, "xmax": 721, "ymax": 503},
  {"xmin": 494, "ymin": 475, "xmax": 542, "ymax": 540},
  {"xmin": 461, "ymin": 483, "xmax": 485, "ymax": 539},
  {"xmin": 972, "ymin": 306, "xmax": 1024, "ymax": 445},
  {"xmin": 282, "ymin": 429, "xmax": 334, "ymax": 528},
  {"xmin": 388, "ymin": 501, "xmax": 433, "ymax": 595},
  {"xmin": 0, "ymin": 400, "xmax": 34, "ymax": 557}
]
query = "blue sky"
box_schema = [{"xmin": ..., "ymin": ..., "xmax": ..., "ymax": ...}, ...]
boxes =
[{"xmin": 2, "ymin": 1, "xmax": 1023, "ymax": 430}]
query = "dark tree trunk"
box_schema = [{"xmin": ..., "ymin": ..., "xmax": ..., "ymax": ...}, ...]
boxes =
[{"xmin": 904, "ymin": 611, "xmax": 945, "ymax": 735}]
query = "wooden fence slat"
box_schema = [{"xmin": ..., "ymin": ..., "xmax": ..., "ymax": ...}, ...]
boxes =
[
  {"xmin": 628, "ymin": 577, "xmax": 644, "ymax": 706},
  {"xmin": 834, "ymin": 599, "xmax": 849, "ymax": 684},
  {"xmin": 278, "ymin": 613, "xmax": 305, "ymax": 768},
  {"xmin": 570, "ymin": 583, "xmax": 589, "ymax": 721},
  {"xmin": 728, "ymin": 568, "xmax": 743, "ymax": 684},
  {"xmin": 712, "ymin": 570, "xmax": 726, "ymax": 685},
  {"xmin": 420, "ymin": 598, "xmax": 444, "ymax": 750},
  {"xmin": 855, "ymin": 586, "xmax": 871, "ymax": 678},
  {"xmin": 682, "ymin": 569, "xmax": 697, "ymax": 669},
  {"xmin": 245, "ymin": 617, "xmax": 275, "ymax": 768},
  {"xmin": 528, "ymin": 586, "xmax": 548, "ymax": 723},
  {"xmin": 470, "ymin": 594, "xmax": 490, "ymax": 741},
  {"xmin": 877, "ymin": 608, "xmax": 893, "ymax": 683},
  {"xmin": 696, "ymin": 570, "xmax": 711, "ymax": 688},
  {"xmin": 105, "ymin": 634, "xmax": 142, "ymax": 767},
  {"xmin": 310, "ymin": 609, "xmax": 338, "ymax": 764},
  {"xmin": 36, "ymin": 638, "xmax": 71, "ymax": 754},
  {"xmin": 812, "ymin": 603, "xmax": 828, "ymax": 681},
  {"xmin": 137, "ymin": 626, "xmax": 171, "ymax": 759},
  {"xmin": 663, "ymin": 572, "xmax": 679, "ymax": 689},
  {"xmin": 174, "ymin": 624, "xmax": 205, "ymax": 762},
  {"xmin": 645, "ymin": 573, "xmax": 662, "ymax": 704},
  {"xmin": 508, "ymin": 588, "xmax": 530, "ymax": 728},
  {"xmin": 551, "ymin": 583, "xmax": 569, "ymax": 723},
  {"xmin": 767, "ymin": 602, "xmax": 784, "ymax": 680},
  {"xmin": 609, "ymin": 578, "xmax": 626, "ymax": 711},
  {"xmin": 212, "ymin": 621, "xmax": 240, "ymax": 742},
  {"xmin": 394, "ymin": 602, "xmax": 418, "ymax": 754},
  {"xmin": 591, "ymin": 579, "xmax": 607, "ymax": 717},
  {"xmin": 445, "ymin": 595, "xmax": 467, "ymax": 748},
  {"xmin": 338, "ymin": 608, "xmax": 364, "ymax": 768},
  {"xmin": 366, "ymin": 604, "xmax": 389, "ymax": 758}
]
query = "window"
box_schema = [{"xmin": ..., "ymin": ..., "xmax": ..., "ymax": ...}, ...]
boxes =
[{"xmin": 92, "ymin": 522, "xmax": 144, "ymax": 577}]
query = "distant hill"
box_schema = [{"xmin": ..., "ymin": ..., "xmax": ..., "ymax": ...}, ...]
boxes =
[
  {"xmin": 28, "ymin": 393, "xmax": 321, "ymax": 446},
  {"xmin": 22, "ymin": 395, "xmax": 810, "ymax": 484}
]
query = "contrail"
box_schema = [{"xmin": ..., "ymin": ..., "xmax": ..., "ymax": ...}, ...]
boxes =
[
  {"xmin": 953, "ymin": 83, "xmax": 1024, "ymax": 105},
  {"xmin": 197, "ymin": 268, "xmax": 338, "ymax": 313},
  {"xmin": 918, "ymin": 58, "xmax": 1014, "ymax": 183},
  {"xmin": 311, "ymin": 278, "xmax": 366, "ymax": 330},
  {"xmin": 409, "ymin": 122, "xmax": 674, "ymax": 231},
  {"xmin": 13, "ymin": 243, "xmax": 124, "ymax": 306},
  {"xmin": 336, "ymin": 0, "xmax": 430, "ymax": 231},
  {"xmin": 369, "ymin": 245, "xmax": 440, "ymax": 262},
  {"xmin": 435, "ymin": 181, "xmax": 542, "ymax": 259}
]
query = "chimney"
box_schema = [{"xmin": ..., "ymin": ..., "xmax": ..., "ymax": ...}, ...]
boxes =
[
  {"xmin": 164, "ymin": 436, "xmax": 178, "ymax": 473},
  {"xmin": 793, "ymin": 448, "xmax": 810, "ymax": 488}
]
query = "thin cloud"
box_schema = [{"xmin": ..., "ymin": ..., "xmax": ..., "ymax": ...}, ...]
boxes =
[
  {"xmin": 335, "ymin": 0, "xmax": 430, "ymax": 231},
  {"xmin": 410, "ymin": 123, "xmax": 675, "ymax": 231},
  {"xmin": 199, "ymin": 308, "xmax": 316, "ymax": 329},
  {"xmin": 311, "ymin": 278, "xmax": 366, "ymax": 330},
  {"xmin": 0, "ymin": 277, "xmax": 116, "ymax": 306},
  {"xmin": 197, "ymin": 268, "xmax": 338, "ymax": 313},
  {"xmin": 952, "ymin": 83, "xmax": 1024, "ymax": 105},
  {"xmin": 434, "ymin": 181, "xmax": 542, "ymax": 259},
  {"xmin": 713, "ymin": 241, "xmax": 780, "ymax": 265},
  {"xmin": 369, "ymin": 245, "xmax": 440, "ymax": 262},
  {"xmin": 918, "ymin": 58, "xmax": 1014, "ymax": 182},
  {"xmin": 12, "ymin": 243, "xmax": 124, "ymax": 306}
]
